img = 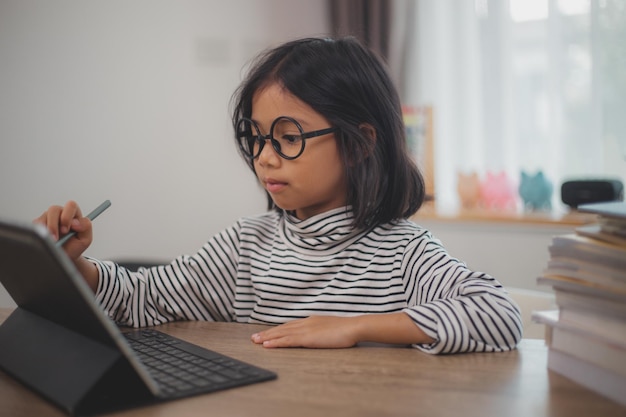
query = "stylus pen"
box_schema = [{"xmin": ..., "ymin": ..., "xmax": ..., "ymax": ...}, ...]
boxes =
[{"xmin": 56, "ymin": 200, "xmax": 111, "ymax": 247}]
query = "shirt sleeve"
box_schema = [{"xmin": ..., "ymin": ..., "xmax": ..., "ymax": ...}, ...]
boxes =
[
  {"xmin": 401, "ymin": 231, "xmax": 523, "ymax": 354},
  {"xmin": 91, "ymin": 221, "xmax": 242, "ymax": 327}
]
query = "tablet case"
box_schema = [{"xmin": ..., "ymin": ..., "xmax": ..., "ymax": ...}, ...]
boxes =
[{"xmin": 0, "ymin": 220, "xmax": 156, "ymax": 416}]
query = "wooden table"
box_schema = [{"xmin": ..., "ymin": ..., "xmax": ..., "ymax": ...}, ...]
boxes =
[{"xmin": 0, "ymin": 308, "xmax": 624, "ymax": 417}]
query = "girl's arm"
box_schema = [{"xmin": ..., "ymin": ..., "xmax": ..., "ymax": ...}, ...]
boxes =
[
  {"xmin": 251, "ymin": 312, "xmax": 434, "ymax": 348},
  {"xmin": 92, "ymin": 223, "xmax": 242, "ymax": 327},
  {"xmin": 75, "ymin": 257, "xmax": 99, "ymax": 292}
]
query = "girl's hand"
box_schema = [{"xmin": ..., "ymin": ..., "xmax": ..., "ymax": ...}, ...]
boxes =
[
  {"xmin": 34, "ymin": 200, "xmax": 93, "ymax": 261},
  {"xmin": 251, "ymin": 316, "xmax": 360, "ymax": 348}
]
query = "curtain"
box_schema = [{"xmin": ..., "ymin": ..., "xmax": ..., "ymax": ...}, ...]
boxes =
[
  {"xmin": 403, "ymin": 0, "xmax": 622, "ymax": 213},
  {"xmin": 328, "ymin": 0, "xmax": 414, "ymax": 105},
  {"xmin": 328, "ymin": 0, "xmax": 391, "ymax": 60}
]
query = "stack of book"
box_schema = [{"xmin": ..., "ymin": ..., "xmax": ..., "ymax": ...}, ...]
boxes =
[{"xmin": 532, "ymin": 201, "xmax": 626, "ymax": 407}]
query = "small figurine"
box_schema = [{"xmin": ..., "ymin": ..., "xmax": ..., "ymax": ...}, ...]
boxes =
[
  {"xmin": 518, "ymin": 170, "xmax": 553, "ymax": 211},
  {"xmin": 480, "ymin": 171, "xmax": 518, "ymax": 212},
  {"xmin": 457, "ymin": 171, "xmax": 482, "ymax": 210}
]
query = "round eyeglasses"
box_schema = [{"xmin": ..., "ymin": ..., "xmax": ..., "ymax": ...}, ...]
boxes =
[{"xmin": 236, "ymin": 116, "xmax": 338, "ymax": 160}]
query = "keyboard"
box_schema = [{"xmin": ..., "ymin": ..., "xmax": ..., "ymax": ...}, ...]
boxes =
[{"xmin": 123, "ymin": 329, "xmax": 276, "ymax": 399}]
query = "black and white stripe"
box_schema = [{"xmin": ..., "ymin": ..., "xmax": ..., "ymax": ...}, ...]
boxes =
[{"xmin": 94, "ymin": 207, "xmax": 522, "ymax": 354}]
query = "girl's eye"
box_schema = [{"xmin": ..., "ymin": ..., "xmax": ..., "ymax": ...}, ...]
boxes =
[
  {"xmin": 281, "ymin": 134, "xmax": 303, "ymax": 145},
  {"xmin": 273, "ymin": 117, "xmax": 303, "ymax": 145}
]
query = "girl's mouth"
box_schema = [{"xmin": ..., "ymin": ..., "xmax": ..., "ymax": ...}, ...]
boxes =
[{"xmin": 264, "ymin": 179, "xmax": 287, "ymax": 193}]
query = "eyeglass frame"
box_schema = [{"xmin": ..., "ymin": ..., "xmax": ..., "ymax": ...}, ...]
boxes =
[{"xmin": 236, "ymin": 116, "xmax": 338, "ymax": 160}]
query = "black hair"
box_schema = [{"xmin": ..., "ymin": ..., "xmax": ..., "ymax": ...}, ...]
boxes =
[{"xmin": 230, "ymin": 36, "xmax": 425, "ymax": 229}]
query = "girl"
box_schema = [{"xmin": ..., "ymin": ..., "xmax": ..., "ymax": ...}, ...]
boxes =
[{"xmin": 37, "ymin": 37, "xmax": 522, "ymax": 354}]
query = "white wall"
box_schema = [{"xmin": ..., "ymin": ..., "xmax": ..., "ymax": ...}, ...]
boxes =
[
  {"xmin": 0, "ymin": 0, "xmax": 330, "ymax": 307},
  {"xmin": 416, "ymin": 218, "xmax": 573, "ymax": 294}
]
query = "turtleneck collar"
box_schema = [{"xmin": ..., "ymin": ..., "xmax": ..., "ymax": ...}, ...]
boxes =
[{"xmin": 279, "ymin": 206, "xmax": 366, "ymax": 256}]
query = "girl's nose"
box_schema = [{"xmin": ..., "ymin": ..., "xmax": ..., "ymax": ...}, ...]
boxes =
[{"xmin": 256, "ymin": 139, "xmax": 281, "ymax": 167}]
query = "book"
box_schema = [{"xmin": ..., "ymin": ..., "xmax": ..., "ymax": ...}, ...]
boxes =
[
  {"xmin": 553, "ymin": 288, "xmax": 626, "ymax": 319},
  {"xmin": 533, "ymin": 309, "xmax": 626, "ymax": 372},
  {"xmin": 543, "ymin": 258, "xmax": 626, "ymax": 291},
  {"xmin": 578, "ymin": 201, "xmax": 626, "ymax": 221},
  {"xmin": 557, "ymin": 308, "xmax": 626, "ymax": 345},
  {"xmin": 576, "ymin": 223, "xmax": 626, "ymax": 246},
  {"xmin": 537, "ymin": 281, "xmax": 626, "ymax": 345},
  {"xmin": 576, "ymin": 201, "xmax": 626, "ymax": 245},
  {"xmin": 547, "ymin": 348, "xmax": 626, "ymax": 407},
  {"xmin": 548, "ymin": 234, "xmax": 626, "ymax": 271},
  {"xmin": 552, "ymin": 319, "xmax": 626, "ymax": 373},
  {"xmin": 537, "ymin": 275, "xmax": 626, "ymax": 301}
]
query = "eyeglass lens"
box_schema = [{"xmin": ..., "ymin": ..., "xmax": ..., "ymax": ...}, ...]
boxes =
[{"xmin": 237, "ymin": 117, "xmax": 305, "ymax": 159}]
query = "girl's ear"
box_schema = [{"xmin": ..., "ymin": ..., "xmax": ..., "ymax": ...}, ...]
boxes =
[{"xmin": 357, "ymin": 123, "xmax": 377, "ymax": 160}]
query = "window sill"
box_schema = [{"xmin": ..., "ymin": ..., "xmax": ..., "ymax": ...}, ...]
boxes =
[{"xmin": 412, "ymin": 202, "xmax": 596, "ymax": 227}]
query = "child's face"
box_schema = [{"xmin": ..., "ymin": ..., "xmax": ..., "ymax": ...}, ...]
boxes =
[{"xmin": 251, "ymin": 83, "xmax": 347, "ymax": 220}]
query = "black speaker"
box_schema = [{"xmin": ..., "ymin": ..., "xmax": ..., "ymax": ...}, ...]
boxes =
[{"xmin": 561, "ymin": 179, "xmax": 624, "ymax": 208}]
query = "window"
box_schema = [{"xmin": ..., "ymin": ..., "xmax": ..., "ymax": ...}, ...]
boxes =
[{"xmin": 402, "ymin": 0, "xmax": 626, "ymax": 214}]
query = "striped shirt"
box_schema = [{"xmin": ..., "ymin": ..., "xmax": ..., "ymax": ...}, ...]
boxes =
[{"xmin": 93, "ymin": 206, "xmax": 522, "ymax": 354}]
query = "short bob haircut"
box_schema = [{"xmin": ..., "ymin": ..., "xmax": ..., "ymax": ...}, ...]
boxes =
[{"xmin": 231, "ymin": 36, "xmax": 425, "ymax": 229}]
